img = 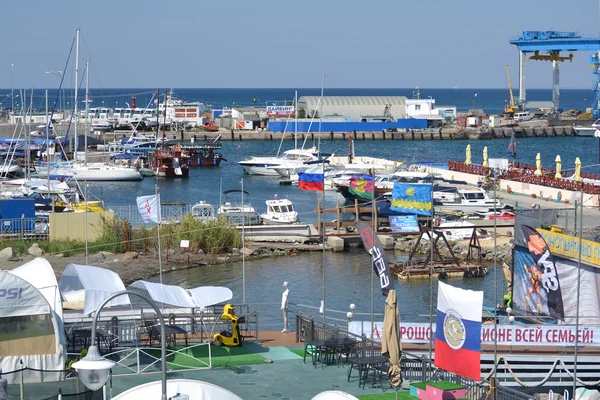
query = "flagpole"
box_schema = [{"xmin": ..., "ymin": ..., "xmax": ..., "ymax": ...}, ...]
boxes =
[
  {"xmin": 322, "ymin": 158, "xmax": 326, "ymax": 324},
  {"xmin": 156, "ymin": 184, "xmax": 163, "ymax": 284},
  {"xmin": 493, "ymin": 171, "xmax": 498, "ymax": 396},
  {"xmin": 242, "ymin": 178, "xmax": 246, "ymax": 305},
  {"xmin": 371, "ymin": 168, "xmax": 375, "ymax": 341},
  {"xmin": 573, "ymin": 185, "xmax": 584, "ymax": 397},
  {"xmin": 428, "ymin": 172, "xmax": 434, "ymax": 361},
  {"xmin": 85, "ymin": 180, "xmax": 88, "ymax": 266}
]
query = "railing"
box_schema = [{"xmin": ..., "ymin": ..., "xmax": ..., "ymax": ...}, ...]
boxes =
[
  {"xmin": 0, "ymin": 216, "xmax": 48, "ymax": 240},
  {"xmin": 295, "ymin": 312, "xmax": 535, "ymax": 400}
]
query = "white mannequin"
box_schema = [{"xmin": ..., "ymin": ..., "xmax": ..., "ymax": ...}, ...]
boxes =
[{"xmin": 281, "ymin": 281, "xmax": 289, "ymax": 333}]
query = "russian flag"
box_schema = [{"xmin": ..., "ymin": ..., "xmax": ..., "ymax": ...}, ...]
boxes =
[
  {"xmin": 297, "ymin": 166, "xmax": 324, "ymax": 191},
  {"xmin": 434, "ymin": 282, "xmax": 483, "ymax": 381}
]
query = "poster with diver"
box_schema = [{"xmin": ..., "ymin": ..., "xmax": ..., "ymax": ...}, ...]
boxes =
[{"xmin": 512, "ymin": 225, "xmax": 565, "ymax": 321}]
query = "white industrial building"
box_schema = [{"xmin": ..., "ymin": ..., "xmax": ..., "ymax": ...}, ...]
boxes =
[{"xmin": 298, "ymin": 96, "xmax": 407, "ymax": 121}]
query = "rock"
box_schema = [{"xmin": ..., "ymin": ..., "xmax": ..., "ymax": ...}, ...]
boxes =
[
  {"xmin": 240, "ymin": 247, "xmax": 254, "ymax": 256},
  {"xmin": 55, "ymin": 253, "xmax": 64, "ymax": 258},
  {"xmin": 98, "ymin": 251, "xmax": 113, "ymax": 258},
  {"xmin": 0, "ymin": 247, "xmax": 15, "ymax": 261},
  {"xmin": 167, "ymin": 249, "xmax": 176, "ymax": 256},
  {"xmin": 28, "ymin": 243, "xmax": 44, "ymax": 257},
  {"xmin": 197, "ymin": 249, "xmax": 205, "ymax": 255},
  {"xmin": 123, "ymin": 252, "xmax": 138, "ymax": 260}
]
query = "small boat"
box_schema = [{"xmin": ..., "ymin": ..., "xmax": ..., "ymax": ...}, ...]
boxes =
[
  {"xmin": 433, "ymin": 188, "xmax": 510, "ymax": 214},
  {"xmin": 217, "ymin": 190, "xmax": 261, "ymax": 226},
  {"xmin": 572, "ymin": 124, "xmax": 598, "ymax": 137},
  {"xmin": 260, "ymin": 198, "xmax": 299, "ymax": 225},
  {"xmin": 191, "ymin": 201, "xmax": 216, "ymax": 222},
  {"xmin": 151, "ymin": 147, "xmax": 190, "ymax": 178},
  {"xmin": 181, "ymin": 141, "xmax": 226, "ymax": 167},
  {"xmin": 239, "ymin": 147, "xmax": 330, "ymax": 176}
]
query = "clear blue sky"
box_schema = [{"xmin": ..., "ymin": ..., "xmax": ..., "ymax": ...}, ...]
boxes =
[{"xmin": 3, "ymin": 0, "xmax": 600, "ymax": 89}]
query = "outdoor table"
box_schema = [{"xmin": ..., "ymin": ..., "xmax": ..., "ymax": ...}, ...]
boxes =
[
  {"xmin": 70, "ymin": 328, "xmax": 114, "ymax": 353},
  {"xmin": 347, "ymin": 355, "xmax": 388, "ymax": 388},
  {"xmin": 146, "ymin": 324, "xmax": 188, "ymax": 347}
]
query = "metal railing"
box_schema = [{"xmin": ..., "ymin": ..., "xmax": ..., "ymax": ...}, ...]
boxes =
[{"xmin": 0, "ymin": 216, "xmax": 49, "ymax": 240}]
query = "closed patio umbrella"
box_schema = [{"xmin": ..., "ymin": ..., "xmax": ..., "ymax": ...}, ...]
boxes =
[
  {"xmin": 534, "ymin": 153, "xmax": 543, "ymax": 177},
  {"xmin": 574, "ymin": 157, "xmax": 582, "ymax": 183},
  {"xmin": 482, "ymin": 146, "xmax": 489, "ymax": 168},
  {"xmin": 554, "ymin": 155, "xmax": 562, "ymax": 180},
  {"xmin": 465, "ymin": 145, "xmax": 472, "ymax": 165},
  {"xmin": 382, "ymin": 289, "xmax": 402, "ymax": 394}
]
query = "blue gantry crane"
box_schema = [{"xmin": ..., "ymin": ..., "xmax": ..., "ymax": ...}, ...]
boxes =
[{"xmin": 509, "ymin": 31, "xmax": 600, "ymax": 117}]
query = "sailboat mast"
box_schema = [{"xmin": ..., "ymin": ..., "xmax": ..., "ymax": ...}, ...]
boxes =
[
  {"xmin": 294, "ymin": 90, "xmax": 298, "ymax": 149},
  {"xmin": 84, "ymin": 60, "xmax": 89, "ymax": 166},
  {"xmin": 74, "ymin": 29, "xmax": 80, "ymax": 157},
  {"xmin": 162, "ymin": 89, "xmax": 167, "ymax": 148}
]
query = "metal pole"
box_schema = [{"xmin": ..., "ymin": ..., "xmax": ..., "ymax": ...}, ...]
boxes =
[
  {"xmin": 10, "ymin": 64, "xmax": 14, "ymax": 116},
  {"xmin": 493, "ymin": 172, "xmax": 498, "ymax": 397},
  {"xmin": 428, "ymin": 174, "xmax": 434, "ymax": 361},
  {"xmin": 241, "ymin": 178, "xmax": 246, "ymax": 304},
  {"xmin": 74, "ymin": 29, "xmax": 79, "ymax": 155},
  {"xmin": 370, "ymin": 168, "xmax": 375, "ymax": 339},
  {"xmin": 45, "ymin": 90, "xmax": 50, "ymax": 203},
  {"xmin": 91, "ymin": 290, "xmax": 168, "ymax": 400},
  {"xmin": 322, "ymin": 159, "xmax": 326, "ymax": 324},
  {"xmin": 572, "ymin": 187, "xmax": 584, "ymax": 397},
  {"xmin": 85, "ymin": 180, "xmax": 88, "ymax": 265},
  {"xmin": 319, "ymin": 74, "xmax": 324, "ymax": 150},
  {"xmin": 156, "ymin": 185, "xmax": 163, "ymax": 284}
]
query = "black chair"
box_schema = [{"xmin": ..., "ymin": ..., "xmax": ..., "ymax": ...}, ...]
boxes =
[
  {"xmin": 141, "ymin": 320, "xmax": 160, "ymax": 346},
  {"xmin": 317, "ymin": 339, "xmax": 338, "ymax": 368},
  {"xmin": 337, "ymin": 338, "xmax": 358, "ymax": 366}
]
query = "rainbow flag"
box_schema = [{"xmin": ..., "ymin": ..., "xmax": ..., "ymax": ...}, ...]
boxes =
[
  {"xmin": 390, "ymin": 183, "xmax": 432, "ymax": 215},
  {"xmin": 348, "ymin": 176, "xmax": 373, "ymax": 200}
]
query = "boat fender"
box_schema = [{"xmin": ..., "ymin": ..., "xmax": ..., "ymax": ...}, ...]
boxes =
[
  {"xmin": 507, "ymin": 185, "xmax": 512, "ymax": 194},
  {"xmin": 438, "ymin": 271, "xmax": 448, "ymax": 280},
  {"xmin": 463, "ymin": 268, "xmax": 473, "ymax": 278},
  {"xmin": 557, "ymin": 191, "xmax": 562, "ymax": 202}
]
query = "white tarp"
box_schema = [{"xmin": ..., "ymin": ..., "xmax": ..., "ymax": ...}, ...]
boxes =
[
  {"xmin": 312, "ymin": 391, "xmax": 360, "ymax": 400},
  {"xmin": 0, "ymin": 262, "xmax": 66, "ymax": 384},
  {"xmin": 113, "ymin": 379, "xmax": 243, "ymax": 399},
  {"xmin": 130, "ymin": 281, "xmax": 233, "ymax": 308},
  {"xmin": 59, "ymin": 264, "xmax": 130, "ymax": 315},
  {"xmin": 130, "ymin": 281, "xmax": 196, "ymax": 308},
  {"xmin": 188, "ymin": 286, "xmax": 233, "ymax": 308},
  {"xmin": 430, "ymin": 221, "xmax": 476, "ymax": 241}
]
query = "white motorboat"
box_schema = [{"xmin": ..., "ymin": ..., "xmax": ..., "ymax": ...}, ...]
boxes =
[
  {"xmin": 239, "ymin": 147, "xmax": 329, "ymax": 176},
  {"xmin": 191, "ymin": 201, "xmax": 216, "ymax": 222},
  {"xmin": 433, "ymin": 188, "xmax": 510, "ymax": 214},
  {"xmin": 217, "ymin": 190, "xmax": 261, "ymax": 225},
  {"xmin": 260, "ymin": 198, "xmax": 299, "ymax": 225},
  {"xmin": 572, "ymin": 125, "xmax": 597, "ymax": 137}
]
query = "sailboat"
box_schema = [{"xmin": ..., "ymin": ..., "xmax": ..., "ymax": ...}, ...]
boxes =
[{"xmin": 39, "ymin": 30, "xmax": 143, "ymax": 182}]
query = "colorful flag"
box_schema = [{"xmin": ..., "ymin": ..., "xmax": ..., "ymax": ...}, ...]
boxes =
[
  {"xmin": 348, "ymin": 175, "xmax": 373, "ymax": 200},
  {"xmin": 434, "ymin": 281, "xmax": 483, "ymax": 381},
  {"xmin": 297, "ymin": 166, "xmax": 324, "ymax": 191},
  {"xmin": 136, "ymin": 194, "xmax": 160, "ymax": 224},
  {"xmin": 390, "ymin": 183, "xmax": 432, "ymax": 215},
  {"xmin": 356, "ymin": 221, "xmax": 394, "ymax": 296},
  {"xmin": 508, "ymin": 131, "xmax": 517, "ymax": 158},
  {"xmin": 513, "ymin": 225, "xmax": 565, "ymax": 320}
]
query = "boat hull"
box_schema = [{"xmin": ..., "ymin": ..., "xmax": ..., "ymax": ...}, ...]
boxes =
[
  {"xmin": 240, "ymin": 164, "xmax": 280, "ymax": 176},
  {"xmin": 155, "ymin": 167, "xmax": 189, "ymax": 178}
]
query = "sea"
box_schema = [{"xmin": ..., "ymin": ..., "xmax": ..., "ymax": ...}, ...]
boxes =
[{"xmin": 36, "ymin": 87, "xmax": 596, "ymax": 327}]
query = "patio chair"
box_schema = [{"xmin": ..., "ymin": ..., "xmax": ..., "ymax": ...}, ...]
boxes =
[{"xmin": 141, "ymin": 319, "xmax": 160, "ymax": 346}]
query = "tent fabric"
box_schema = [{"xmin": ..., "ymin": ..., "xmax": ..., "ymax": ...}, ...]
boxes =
[
  {"xmin": 130, "ymin": 281, "xmax": 196, "ymax": 308},
  {"xmin": 130, "ymin": 281, "xmax": 233, "ymax": 308},
  {"xmin": 113, "ymin": 379, "xmax": 243, "ymax": 399},
  {"xmin": 312, "ymin": 391, "xmax": 360, "ymax": 400},
  {"xmin": 0, "ymin": 264, "xmax": 66, "ymax": 384},
  {"xmin": 59, "ymin": 264, "xmax": 130, "ymax": 315},
  {"xmin": 381, "ymin": 289, "xmax": 402, "ymax": 388},
  {"xmin": 188, "ymin": 286, "xmax": 233, "ymax": 308},
  {"xmin": 9, "ymin": 258, "xmax": 62, "ymax": 317}
]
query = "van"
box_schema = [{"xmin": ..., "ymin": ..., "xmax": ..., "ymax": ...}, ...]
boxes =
[{"xmin": 514, "ymin": 112, "xmax": 533, "ymax": 122}]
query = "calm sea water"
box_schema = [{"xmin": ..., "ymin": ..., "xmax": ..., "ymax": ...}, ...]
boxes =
[{"xmin": 20, "ymin": 87, "xmax": 596, "ymax": 116}]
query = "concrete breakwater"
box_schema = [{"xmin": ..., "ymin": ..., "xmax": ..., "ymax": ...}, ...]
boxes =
[{"xmin": 0, "ymin": 124, "xmax": 578, "ymax": 141}]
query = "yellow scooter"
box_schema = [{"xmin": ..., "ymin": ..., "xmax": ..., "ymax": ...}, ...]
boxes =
[{"xmin": 212, "ymin": 304, "xmax": 245, "ymax": 347}]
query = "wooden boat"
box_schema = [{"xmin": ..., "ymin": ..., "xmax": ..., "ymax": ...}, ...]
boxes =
[
  {"xmin": 151, "ymin": 146, "xmax": 190, "ymax": 178},
  {"xmin": 183, "ymin": 142, "xmax": 226, "ymax": 167},
  {"xmin": 390, "ymin": 261, "xmax": 488, "ymax": 280}
]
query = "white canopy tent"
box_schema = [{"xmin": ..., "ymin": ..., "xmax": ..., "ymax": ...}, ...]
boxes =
[
  {"xmin": 59, "ymin": 264, "xmax": 130, "ymax": 316},
  {"xmin": 0, "ymin": 258, "xmax": 66, "ymax": 383},
  {"xmin": 113, "ymin": 379, "xmax": 242, "ymax": 399},
  {"xmin": 130, "ymin": 281, "xmax": 233, "ymax": 308}
]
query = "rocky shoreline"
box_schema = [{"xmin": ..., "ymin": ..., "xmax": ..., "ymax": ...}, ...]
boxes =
[{"xmin": 0, "ymin": 229, "xmax": 513, "ymax": 284}]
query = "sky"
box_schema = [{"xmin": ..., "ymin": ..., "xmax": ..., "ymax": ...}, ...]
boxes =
[{"xmin": 3, "ymin": 0, "xmax": 600, "ymax": 89}]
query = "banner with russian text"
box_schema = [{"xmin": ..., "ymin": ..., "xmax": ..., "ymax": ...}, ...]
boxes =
[{"xmin": 348, "ymin": 321, "xmax": 600, "ymax": 347}]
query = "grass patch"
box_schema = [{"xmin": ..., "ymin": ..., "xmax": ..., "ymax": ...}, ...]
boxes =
[
  {"xmin": 146, "ymin": 344, "xmax": 266, "ymax": 370},
  {"xmin": 357, "ymin": 391, "xmax": 414, "ymax": 400},
  {"xmin": 290, "ymin": 349, "xmax": 307, "ymax": 358}
]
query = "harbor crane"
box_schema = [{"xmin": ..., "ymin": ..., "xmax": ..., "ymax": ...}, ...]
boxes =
[{"xmin": 504, "ymin": 65, "xmax": 519, "ymax": 117}]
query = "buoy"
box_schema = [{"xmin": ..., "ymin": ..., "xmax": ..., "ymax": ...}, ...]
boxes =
[
  {"xmin": 507, "ymin": 185, "xmax": 512, "ymax": 194},
  {"xmin": 237, "ymin": 145, "xmax": 241, "ymax": 148}
]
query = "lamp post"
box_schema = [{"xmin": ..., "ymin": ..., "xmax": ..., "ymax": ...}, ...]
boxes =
[
  {"xmin": 72, "ymin": 290, "xmax": 167, "ymax": 399},
  {"xmin": 472, "ymin": 93, "xmax": 478, "ymax": 113},
  {"xmin": 347, "ymin": 303, "xmax": 356, "ymax": 323},
  {"xmin": 46, "ymin": 70, "xmax": 64, "ymax": 112}
]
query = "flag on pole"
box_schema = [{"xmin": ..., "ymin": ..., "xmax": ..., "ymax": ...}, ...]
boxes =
[
  {"xmin": 348, "ymin": 175, "xmax": 373, "ymax": 201},
  {"xmin": 136, "ymin": 194, "xmax": 160, "ymax": 224},
  {"xmin": 390, "ymin": 183, "xmax": 432, "ymax": 215},
  {"xmin": 356, "ymin": 220, "xmax": 394, "ymax": 296},
  {"xmin": 434, "ymin": 281, "xmax": 483, "ymax": 381},
  {"xmin": 297, "ymin": 166, "xmax": 324, "ymax": 191}
]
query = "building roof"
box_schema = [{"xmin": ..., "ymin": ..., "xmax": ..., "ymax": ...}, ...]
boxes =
[{"xmin": 299, "ymin": 96, "xmax": 407, "ymax": 109}]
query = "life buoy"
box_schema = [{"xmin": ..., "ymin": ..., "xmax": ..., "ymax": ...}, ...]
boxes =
[{"xmin": 507, "ymin": 186, "xmax": 512, "ymax": 194}]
